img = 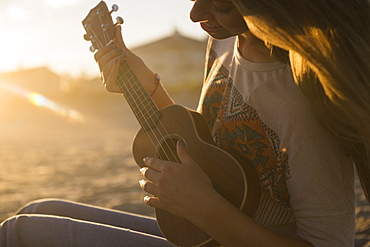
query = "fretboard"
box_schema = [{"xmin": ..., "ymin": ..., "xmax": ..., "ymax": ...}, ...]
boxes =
[{"xmin": 117, "ymin": 61, "xmax": 162, "ymax": 131}]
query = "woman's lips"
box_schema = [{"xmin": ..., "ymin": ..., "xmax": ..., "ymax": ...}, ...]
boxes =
[{"xmin": 200, "ymin": 22, "xmax": 223, "ymax": 33}]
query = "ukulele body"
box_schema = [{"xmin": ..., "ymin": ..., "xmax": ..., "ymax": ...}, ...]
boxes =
[{"xmin": 133, "ymin": 104, "xmax": 261, "ymax": 247}]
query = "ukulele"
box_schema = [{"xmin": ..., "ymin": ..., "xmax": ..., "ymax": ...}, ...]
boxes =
[{"xmin": 82, "ymin": 2, "xmax": 261, "ymax": 246}]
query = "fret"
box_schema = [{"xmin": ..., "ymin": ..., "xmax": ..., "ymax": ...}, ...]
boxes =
[
  {"xmin": 137, "ymin": 111, "xmax": 162, "ymax": 126},
  {"xmin": 131, "ymin": 104, "xmax": 157, "ymax": 118},
  {"xmin": 117, "ymin": 60, "xmax": 162, "ymax": 131}
]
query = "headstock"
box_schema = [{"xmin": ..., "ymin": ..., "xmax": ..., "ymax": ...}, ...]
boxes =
[{"xmin": 82, "ymin": 1, "xmax": 124, "ymax": 52}]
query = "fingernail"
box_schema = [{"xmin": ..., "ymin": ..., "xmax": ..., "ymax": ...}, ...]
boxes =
[
  {"xmin": 139, "ymin": 167, "xmax": 146, "ymax": 174},
  {"xmin": 115, "ymin": 47, "xmax": 122, "ymax": 53},
  {"xmin": 143, "ymin": 157, "xmax": 151, "ymax": 164},
  {"xmin": 139, "ymin": 179, "xmax": 145, "ymax": 187},
  {"xmin": 177, "ymin": 139, "xmax": 186, "ymax": 147},
  {"xmin": 107, "ymin": 42, "xmax": 116, "ymax": 49},
  {"xmin": 119, "ymin": 53, "xmax": 127, "ymax": 59}
]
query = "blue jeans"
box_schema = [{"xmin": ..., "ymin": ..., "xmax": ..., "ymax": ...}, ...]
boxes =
[{"xmin": 0, "ymin": 199, "xmax": 173, "ymax": 246}]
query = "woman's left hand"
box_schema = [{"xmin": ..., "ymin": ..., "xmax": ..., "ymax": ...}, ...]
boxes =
[{"xmin": 139, "ymin": 140, "xmax": 217, "ymax": 219}]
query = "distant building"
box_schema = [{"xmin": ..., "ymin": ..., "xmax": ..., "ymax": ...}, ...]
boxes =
[
  {"xmin": 0, "ymin": 32, "xmax": 208, "ymax": 97},
  {"xmin": 0, "ymin": 67, "xmax": 61, "ymax": 96},
  {"xmin": 131, "ymin": 30, "xmax": 207, "ymax": 86}
]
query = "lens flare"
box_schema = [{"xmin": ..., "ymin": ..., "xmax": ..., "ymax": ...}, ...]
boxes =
[{"xmin": 0, "ymin": 81, "xmax": 85, "ymax": 124}]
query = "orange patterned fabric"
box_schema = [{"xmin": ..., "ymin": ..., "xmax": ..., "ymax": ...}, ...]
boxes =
[{"xmin": 199, "ymin": 49, "xmax": 291, "ymax": 208}]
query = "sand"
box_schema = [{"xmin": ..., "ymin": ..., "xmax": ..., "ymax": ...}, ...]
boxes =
[{"xmin": 0, "ymin": 90, "xmax": 369, "ymax": 245}]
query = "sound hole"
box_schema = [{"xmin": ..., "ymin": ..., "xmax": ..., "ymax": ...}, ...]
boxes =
[{"xmin": 157, "ymin": 137, "xmax": 181, "ymax": 163}]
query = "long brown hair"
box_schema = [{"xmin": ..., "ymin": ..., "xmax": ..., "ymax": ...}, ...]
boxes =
[{"xmin": 233, "ymin": 0, "xmax": 370, "ymax": 200}]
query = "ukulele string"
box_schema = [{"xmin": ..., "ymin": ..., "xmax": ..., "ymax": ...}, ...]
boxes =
[
  {"xmin": 92, "ymin": 21, "xmax": 169, "ymax": 160},
  {"xmin": 86, "ymin": 12, "xmax": 113, "ymax": 51},
  {"xmin": 126, "ymin": 71, "xmax": 181, "ymax": 163},
  {"xmin": 117, "ymin": 73, "xmax": 179, "ymax": 164},
  {"xmin": 117, "ymin": 64, "xmax": 178, "ymax": 163},
  {"xmin": 116, "ymin": 73, "xmax": 159, "ymax": 153},
  {"xmin": 89, "ymin": 25, "xmax": 164, "ymax": 159},
  {"xmin": 117, "ymin": 63, "xmax": 181, "ymax": 164},
  {"xmin": 87, "ymin": 26, "xmax": 104, "ymax": 49},
  {"xmin": 91, "ymin": 10, "xmax": 180, "ymax": 164},
  {"xmin": 122, "ymin": 74, "xmax": 180, "ymax": 163},
  {"xmin": 98, "ymin": 14, "xmax": 111, "ymax": 46}
]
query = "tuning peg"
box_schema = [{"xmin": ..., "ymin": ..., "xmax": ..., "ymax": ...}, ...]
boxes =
[
  {"xmin": 89, "ymin": 45, "xmax": 96, "ymax": 52},
  {"xmin": 115, "ymin": 16, "xmax": 124, "ymax": 26},
  {"xmin": 83, "ymin": 33, "xmax": 92, "ymax": 41},
  {"xmin": 110, "ymin": 4, "xmax": 119, "ymax": 13}
]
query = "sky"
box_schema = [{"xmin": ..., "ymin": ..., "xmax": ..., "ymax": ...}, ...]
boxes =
[{"xmin": 0, "ymin": 0, "xmax": 207, "ymax": 78}]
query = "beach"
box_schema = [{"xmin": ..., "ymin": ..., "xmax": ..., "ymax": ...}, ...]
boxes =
[
  {"xmin": 0, "ymin": 89, "xmax": 369, "ymax": 245},
  {"xmin": 0, "ymin": 90, "xmax": 200, "ymax": 220}
]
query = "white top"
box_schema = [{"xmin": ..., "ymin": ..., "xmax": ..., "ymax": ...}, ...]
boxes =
[{"xmin": 197, "ymin": 36, "xmax": 355, "ymax": 247}]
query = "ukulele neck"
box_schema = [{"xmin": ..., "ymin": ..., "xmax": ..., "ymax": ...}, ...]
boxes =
[{"xmin": 117, "ymin": 61, "xmax": 161, "ymax": 131}]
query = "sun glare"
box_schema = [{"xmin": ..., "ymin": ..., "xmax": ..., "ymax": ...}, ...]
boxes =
[
  {"xmin": 7, "ymin": 6, "xmax": 26, "ymax": 21},
  {"xmin": 0, "ymin": 81, "xmax": 85, "ymax": 124}
]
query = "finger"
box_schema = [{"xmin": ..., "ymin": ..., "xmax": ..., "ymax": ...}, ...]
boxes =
[
  {"xmin": 102, "ymin": 58, "xmax": 120, "ymax": 92},
  {"xmin": 94, "ymin": 26, "xmax": 126, "ymax": 62},
  {"xmin": 140, "ymin": 167, "xmax": 160, "ymax": 184},
  {"xmin": 144, "ymin": 196, "xmax": 162, "ymax": 209},
  {"xmin": 100, "ymin": 54, "xmax": 128, "ymax": 93},
  {"xmin": 95, "ymin": 48, "xmax": 125, "ymax": 69},
  {"xmin": 115, "ymin": 25, "xmax": 127, "ymax": 49},
  {"xmin": 100, "ymin": 58, "xmax": 114, "ymax": 82},
  {"xmin": 176, "ymin": 140, "xmax": 195, "ymax": 165},
  {"xmin": 143, "ymin": 157, "xmax": 165, "ymax": 172},
  {"xmin": 94, "ymin": 42, "xmax": 117, "ymax": 62},
  {"xmin": 139, "ymin": 179, "xmax": 159, "ymax": 196}
]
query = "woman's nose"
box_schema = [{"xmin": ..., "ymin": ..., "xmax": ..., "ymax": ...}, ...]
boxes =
[{"xmin": 189, "ymin": 0, "xmax": 212, "ymax": 23}]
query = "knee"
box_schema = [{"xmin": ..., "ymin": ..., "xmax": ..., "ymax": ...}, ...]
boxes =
[
  {"xmin": 16, "ymin": 198, "xmax": 67, "ymax": 215},
  {"xmin": 2, "ymin": 214, "xmax": 30, "ymax": 228},
  {"xmin": 0, "ymin": 214, "xmax": 32, "ymax": 244},
  {"xmin": 1, "ymin": 214, "xmax": 71, "ymax": 246}
]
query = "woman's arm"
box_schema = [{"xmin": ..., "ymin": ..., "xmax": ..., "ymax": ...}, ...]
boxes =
[{"xmin": 94, "ymin": 26, "xmax": 174, "ymax": 110}]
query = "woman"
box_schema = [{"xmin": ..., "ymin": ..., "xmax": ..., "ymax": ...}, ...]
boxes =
[{"xmin": 97, "ymin": 0, "xmax": 369, "ymax": 246}]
